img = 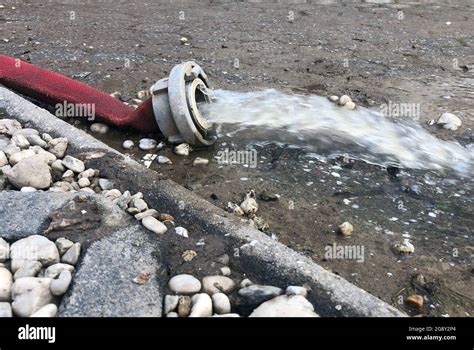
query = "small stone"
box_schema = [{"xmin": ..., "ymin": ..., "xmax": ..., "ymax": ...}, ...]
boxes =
[
  {"xmin": 62, "ymin": 170, "xmax": 74, "ymax": 180},
  {"xmin": 240, "ymin": 190, "xmax": 258, "ymax": 214},
  {"xmin": 0, "ymin": 119, "xmax": 22, "ymax": 136},
  {"xmin": 132, "ymin": 271, "xmax": 151, "ymax": 285},
  {"xmin": 26, "ymin": 134, "xmax": 47, "ymax": 148},
  {"xmin": 14, "ymin": 261, "xmax": 42, "ymax": 279},
  {"xmin": 12, "ymin": 134, "xmax": 30, "ymax": 149},
  {"xmin": 227, "ymin": 202, "xmax": 244, "ymax": 215},
  {"xmin": 156, "ymin": 141, "xmax": 166, "ymax": 151},
  {"xmin": 178, "ymin": 296, "xmax": 192, "ymax": 317},
  {"xmin": 286, "ymin": 286, "xmax": 307, "ymax": 297},
  {"xmin": 30, "ymin": 303, "xmax": 57, "ymax": 317},
  {"xmin": 175, "ymin": 227, "xmax": 189, "ymax": 238},
  {"xmin": 249, "ymin": 295, "xmax": 318, "ymax": 317},
  {"xmin": 339, "ymin": 222, "xmax": 353, "ymax": 236},
  {"xmin": 393, "ymin": 239, "xmax": 415, "ymax": 255},
  {"xmin": 0, "ymin": 151, "xmax": 7, "ymax": 167},
  {"xmin": 51, "ymin": 159, "xmax": 65, "ymax": 173},
  {"xmin": 3, "ymin": 155, "xmax": 52, "ymax": 189},
  {"xmin": 78, "ymin": 177, "xmax": 91, "ymax": 188},
  {"xmin": 79, "ymin": 168, "xmax": 95, "ymax": 179},
  {"xmin": 0, "ymin": 267, "xmax": 13, "ymax": 301},
  {"xmin": 20, "ymin": 186, "xmax": 37, "ymax": 193},
  {"xmin": 182, "ymin": 250, "xmax": 197, "ymax": 262},
  {"xmin": 98, "ymin": 178, "xmax": 114, "ymax": 191},
  {"xmin": 240, "ymin": 278, "xmax": 253, "ymax": 288},
  {"xmin": 51, "ymin": 181, "xmax": 72, "ymax": 192},
  {"xmin": 0, "ymin": 238, "xmax": 10, "ymax": 262},
  {"xmin": 167, "ymin": 312, "xmax": 178, "ymax": 317},
  {"xmin": 122, "ymin": 140, "xmax": 134, "ymax": 150},
  {"xmin": 47, "ymin": 137, "xmax": 68, "ymax": 158},
  {"xmin": 164, "ymin": 295, "xmax": 179, "ymax": 314},
  {"xmin": 103, "ymin": 189, "xmax": 122, "ymax": 201},
  {"xmin": 328, "ymin": 95, "xmax": 339, "ymax": 102},
  {"xmin": 338, "ymin": 95, "xmax": 352, "ymax": 106},
  {"xmin": 220, "ymin": 267, "xmax": 231, "ymax": 276},
  {"xmin": 127, "ymin": 207, "xmax": 140, "ymax": 215},
  {"xmin": 216, "ymin": 254, "xmax": 230, "ymax": 265},
  {"xmin": 90, "ymin": 123, "xmax": 109, "ymax": 134},
  {"xmin": 202, "ymin": 276, "xmax": 236, "ymax": 295},
  {"xmin": 131, "ymin": 197, "xmax": 148, "ymax": 212},
  {"xmin": 44, "ymin": 263, "xmax": 75, "ymax": 279},
  {"xmin": 80, "ymin": 187, "xmax": 95, "ymax": 194},
  {"xmin": 134, "ymin": 209, "xmax": 159, "ymax": 220},
  {"xmin": 406, "ymin": 294, "xmax": 424, "ymax": 309},
  {"xmin": 10, "ymin": 235, "xmax": 60, "ymax": 271},
  {"xmin": 158, "ymin": 213, "xmax": 175, "ymax": 222},
  {"xmin": 437, "ymin": 112, "xmax": 462, "ymax": 130},
  {"xmin": 4, "ymin": 143, "xmax": 20, "ymax": 158},
  {"xmin": 42, "ymin": 133, "xmax": 53, "ymax": 143},
  {"xmin": 0, "ymin": 302, "xmax": 12, "ymax": 317},
  {"xmin": 344, "ymin": 101, "xmax": 356, "ymax": 110},
  {"xmin": 189, "ymin": 293, "xmax": 213, "ymax": 317},
  {"xmin": 138, "ymin": 138, "xmax": 157, "ymax": 151},
  {"xmin": 238, "ymin": 285, "xmax": 283, "ymax": 306},
  {"xmin": 50, "ymin": 270, "xmax": 72, "ymax": 296},
  {"xmin": 62, "ymin": 155, "xmax": 85, "ymax": 173},
  {"xmin": 212, "ymin": 293, "xmax": 231, "ymax": 315},
  {"xmin": 169, "ymin": 274, "xmax": 201, "ymax": 294},
  {"xmin": 142, "ymin": 216, "xmax": 168, "ymax": 234},
  {"xmin": 54, "ymin": 238, "xmax": 74, "ymax": 256},
  {"xmin": 61, "ymin": 243, "xmax": 81, "ymax": 266},
  {"xmin": 174, "ymin": 143, "xmax": 190, "ymax": 156},
  {"xmin": 193, "ymin": 157, "xmax": 209, "ymax": 166},
  {"xmin": 180, "ymin": 37, "xmax": 188, "ymax": 44},
  {"xmin": 11, "ymin": 277, "xmax": 53, "ymax": 317},
  {"xmin": 157, "ymin": 155, "xmax": 172, "ymax": 165},
  {"xmin": 137, "ymin": 90, "xmax": 150, "ymax": 99}
]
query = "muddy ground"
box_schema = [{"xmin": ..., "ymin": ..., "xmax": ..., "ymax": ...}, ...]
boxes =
[{"xmin": 1, "ymin": 1, "xmax": 473, "ymax": 316}]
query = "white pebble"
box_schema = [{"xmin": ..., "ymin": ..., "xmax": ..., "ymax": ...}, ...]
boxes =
[
  {"xmin": 142, "ymin": 216, "xmax": 168, "ymax": 235},
  {"xmin": 122, "ymin": 140, "xmax": 134, "ymax": 150},
  {"xmin": 212, "ymin": 293, "xmax": 231, "ymax": 314}
]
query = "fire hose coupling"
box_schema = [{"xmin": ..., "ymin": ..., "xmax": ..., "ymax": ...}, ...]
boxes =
[
  {"xmin": 151, "ymin": 61, "xmax": 217, "ymax": 147},
  {"xmin": 0, "ymin": 55, "xmax": 216, "ymax": 148}
]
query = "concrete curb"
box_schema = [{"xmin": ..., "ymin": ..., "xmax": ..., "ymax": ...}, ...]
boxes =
[{"xmin": 0, "ymin": 86, "xmax": 406, "ymax": 317}]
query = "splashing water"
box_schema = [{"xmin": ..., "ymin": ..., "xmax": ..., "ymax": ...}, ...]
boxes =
[{"xmin": 201, "ymin": 89, "xmax": 473, "ymax": 175}]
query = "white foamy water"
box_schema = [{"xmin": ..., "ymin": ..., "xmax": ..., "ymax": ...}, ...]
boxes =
[{"xmin": 201, "ymin": 89, "xmax": 473, "ymax": 174}]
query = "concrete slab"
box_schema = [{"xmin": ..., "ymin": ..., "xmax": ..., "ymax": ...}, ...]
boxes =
[{"xmin": 58, "ymin": 223, "xmax": 164, "ymax": 317}]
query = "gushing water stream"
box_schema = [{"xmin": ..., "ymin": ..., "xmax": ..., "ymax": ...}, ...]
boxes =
[{"xmin": 201, "ymin": 89, "xmax": 473, "ymax": 175}]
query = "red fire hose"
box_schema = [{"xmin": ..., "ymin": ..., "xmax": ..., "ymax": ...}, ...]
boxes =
[
  {"xmin": 0, "ymin": 55, "xmax": 216, "ymax": 147},
  {"xmin": 0, "ymin": 54, "xmax": 157, "ymax": 133}
]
